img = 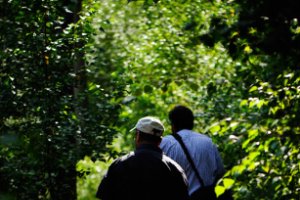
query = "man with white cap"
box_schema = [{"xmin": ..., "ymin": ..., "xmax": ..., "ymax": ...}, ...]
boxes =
[{"xmin": 96, "ymin": 116, "xmax": 189, "ymax": 200}]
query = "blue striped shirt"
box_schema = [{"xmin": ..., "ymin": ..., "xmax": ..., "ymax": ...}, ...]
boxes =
[{"xmin": 160, "ymin": 129, "xmax": 225, "ymax": 195}]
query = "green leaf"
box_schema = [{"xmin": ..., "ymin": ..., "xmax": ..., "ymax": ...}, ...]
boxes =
[
  {"xmin": 223, "ymin": 178, "xmax": 235, "ymax": 189},
  {"xmin": 248, "ymin": 129, "xmax": 258, "ymax": 137},
  {"xmin": 240, "ymin": 99, "xmax": 248, "ymax": 106},
  {"xmin": 215, "ymin": 185, "xmax": 226, "ymax": 197},
  {"xmin": 256, "ymin": 99, "xmax": 265, "ymax": 109},
  {"xmin": 229, "ymin": 122, "xmax": 239, "ymax": 131},
  {"xmin": 209, "ymin": 123, "xmax": 221, "ymax": 133},
  {"xmin": 249, "ymin": 85, "xmax": 258, "ymax": 92}
]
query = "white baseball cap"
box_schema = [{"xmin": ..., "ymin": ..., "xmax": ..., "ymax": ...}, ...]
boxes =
[{"xmin": 130, "ymin": 116, "xmax": 164, "ymax": 137}]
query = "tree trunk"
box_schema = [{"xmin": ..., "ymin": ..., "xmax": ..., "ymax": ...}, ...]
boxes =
[{"xmin": 47, "ymin": 0, "xmax": 84, "ymax": 199}]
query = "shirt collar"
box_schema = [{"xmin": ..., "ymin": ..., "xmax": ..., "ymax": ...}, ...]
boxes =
[{"xmin": 136, "ymin": 144, "xmax": 162, "ymax": 153}]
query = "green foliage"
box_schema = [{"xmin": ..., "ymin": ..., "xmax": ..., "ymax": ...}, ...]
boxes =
[
  {"xmin": 227, "ymin": 74, "xmax": 300, "ymax": 199},
  {"xmin": 197, "ymin": 1, "xmax": 300, "ymax": 199},
  {"xmin": 77, "ymin": 156, "xmax": 112, "ymax": 200},
  {"xmin": 1, "ymin": 0, "xmax": 122, "ymax": 199}
]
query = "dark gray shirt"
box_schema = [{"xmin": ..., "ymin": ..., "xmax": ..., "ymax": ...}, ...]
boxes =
[{"xmin": 96, "ymin": 144, "xmax": 189, "ymax": 200}]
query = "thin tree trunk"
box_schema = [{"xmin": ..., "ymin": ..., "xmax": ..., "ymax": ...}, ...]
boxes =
[{"xmin": 47, "ymin": 0, "xmax": 85, "ymax": 199}]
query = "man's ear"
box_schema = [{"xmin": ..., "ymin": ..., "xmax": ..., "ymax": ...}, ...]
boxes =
[
  {"xmin": 135, "ymin": 131, "xmax": 141, "ymax": 146},
  {"xmin": 136, "ymin": 131, "xmax": 140, "ymax": 141}
]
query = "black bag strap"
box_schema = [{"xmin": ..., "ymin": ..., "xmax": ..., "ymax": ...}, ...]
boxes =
[{"xmin": 172, "ymin": 133, "xmax": 205, "ymax": 187}]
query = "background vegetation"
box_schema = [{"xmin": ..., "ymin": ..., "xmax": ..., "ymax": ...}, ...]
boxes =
[{"xmin": 1, "ymin": 0, "xmax": 299, "ymax": 199}]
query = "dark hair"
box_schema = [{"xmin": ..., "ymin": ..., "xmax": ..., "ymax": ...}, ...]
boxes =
[
  {"xmin": 138, "ymin": 131, "xmax": 162, "ymax": 144},
  {"xmin": 169, "ymin": 105, "xmax": 194, "ymax": 131}
]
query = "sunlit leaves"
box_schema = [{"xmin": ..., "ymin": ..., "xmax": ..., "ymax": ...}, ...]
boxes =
[
  {"xmin": 209, "ymin": 122, "xmax": 221, "ymax": 134},
  {"xmin": 215, "ymin": 185, "xmax": 226, "ymax": 197},
  {"xmin": 222, "ymin": 68, "xmax": 300, "ymax": 199},
  {"xmin": 1, "ymin": 0, "xmax": 124, "ymax": 199}
]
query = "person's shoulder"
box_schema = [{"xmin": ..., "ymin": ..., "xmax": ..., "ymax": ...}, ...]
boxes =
[
  {"xmin": 163, "ymin": 154, "xmax": 184, "ymax": 169},
  {"xmin": 160, "ymin": 134, "xmax": 178, "ymax": 150},
  {"xmin": 184, "ymin": 130, "xmax": 215, "ymax": 146},
  {"xmin": 162, "ymin": 134, "xmax": 175, "ymax": 140},
  {"xmin": 111, "ymin": 151, "xmax": 135, "ymax": 166},
  {"xmin": 162, "ymin": 154, "xmax": 187, "ymax": 178},
  {"xmin": 181, "ymin": 130, "xmax": 210, "ymax": 140},
  {"xmin": 161, "ymin": 134, "xmax": 176, "ymax": 144},
  {"xmin": 193, "ymin": 130, "xmax": 211, "ymax": 139}
]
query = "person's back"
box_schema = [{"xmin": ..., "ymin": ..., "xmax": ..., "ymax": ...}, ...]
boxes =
[
  {"xmin": 160, "ymin": 105, "xmax": 225, "ymax": 197},
  {"xmin": 97, "ymin": 144, "xmax": 189, "ymax": 200},
  {"xmin": 96, "ymin": 116, "xmax": 189, "ymax": 200},
  {"xmin": 160, "ymin": 129, "xmax": 224, "ymax": 195}
]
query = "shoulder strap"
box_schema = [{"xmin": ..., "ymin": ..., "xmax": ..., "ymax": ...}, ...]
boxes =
[{"xmin": 172, "ymin": 133, "xmax": 205, "ymax": 187}]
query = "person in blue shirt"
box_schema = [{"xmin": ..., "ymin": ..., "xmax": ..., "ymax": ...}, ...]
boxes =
[
  {"xmin": 160, "ymin": 105, "xmax": 226, "ymax": 200},
  {"xmin": 96, "ymin": 116, "xmax": 189, "ymax": 200}
]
